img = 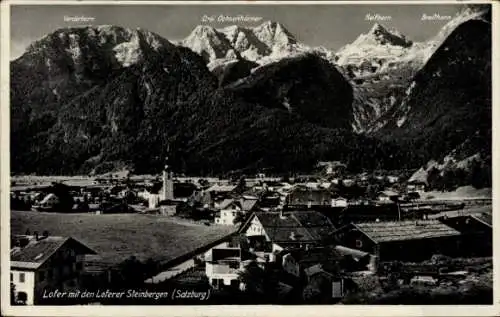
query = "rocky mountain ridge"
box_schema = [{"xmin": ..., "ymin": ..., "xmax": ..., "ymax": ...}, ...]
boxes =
[{"xmin": 12, "ymin": 25, "xmax": 395, "ymax": 175}]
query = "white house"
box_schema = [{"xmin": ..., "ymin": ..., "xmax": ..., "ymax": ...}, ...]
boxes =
[
  {"xmin": 387, "ymin": 176, "xmax": 400, "ymax": 184},
  {"xmin": 10, "ymin": 234, "xmax": 97, "ymax": 305},
  {"xmin": 32, "ymin": 193, "xmax": 59, "ymax": 211},
  {"xmin": 331, "ymin": 197, "xmax": 348, "ymax": 207},
  {"xmin": 239, "ymin": 211, "xmax": 335, "ymax": 252},
  {"xmin": 342, "ymin": 179, "xmax": 356, "ymax": 187},
  {"xmin": 377, "ymin": 190, "xmax": 400, "ymax": 202},
  {"xmin": 214, "ymin": 198, "xmax": 258, "ymax": 225},
  {"xmin": 204, "ymin": 246, "xmax": 247, "ymax": 289},
  {"xmin": 148, "ymin": 194, "xmax": 161, "ymax": 209}
]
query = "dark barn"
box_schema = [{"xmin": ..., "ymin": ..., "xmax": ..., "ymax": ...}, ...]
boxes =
[
  {"xmin": 439, "ymin": 213, "xmax": 492, "ymax": 257},
  {"xmin": 332, "ymin": 220, "xmax": 463, "ymax": 264}
]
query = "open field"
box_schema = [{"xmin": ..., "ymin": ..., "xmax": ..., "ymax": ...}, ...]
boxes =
[
  {"xmin": 428, "ymin": 204, "xmax": 492, "ymax": 220},
  {"xmin": 421, "ymin": 186, "xmax": 492, "ymax": 201},
  {"xmin": 11, "ymin": 210, "xmax": 236, "ymax": 264}
]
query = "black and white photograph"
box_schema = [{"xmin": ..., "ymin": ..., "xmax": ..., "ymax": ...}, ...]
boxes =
[{"xmin": 1, "ymin": 0, "xmax": 496, "ymax": 312}]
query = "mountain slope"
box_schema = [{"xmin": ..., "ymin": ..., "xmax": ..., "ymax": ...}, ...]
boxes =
[
  {"xmin": 226, "ymin": 53, "xmax": 353, "ymax": 130},
  {"xmin": 343, "ymin": 6, "xmax": 490, "ymax": 133},
  {"xmin": 375, "ymin": 17, "xmax": 491, "ymax": 166},
  {"xmin": 210, "ymin": 58, "xmax": 258, "ymax": 87},
  {"xmin": 11, "ymin": 25, "xmax": 218, "ymax": 174},
  {"xmin": 12, "ymin": 26, "xmax": 403, "ymax": 176}
]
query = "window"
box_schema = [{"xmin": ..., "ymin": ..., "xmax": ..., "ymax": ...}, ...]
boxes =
[
  {"xmin": 10, "ymin": 273, "xmax": 13, "ymax": 282},
  {"xmin": 17, "ymin": 292, "xmax": 28, "ymax": 304},
  {"xmin": 19, "ymin": 273, "xmax": 25, "ymax": 283}
]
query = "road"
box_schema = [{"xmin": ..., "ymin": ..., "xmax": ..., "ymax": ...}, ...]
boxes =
[{"xmin": 144, "ymin": 259, "xmax": 196, "ymax": 284}]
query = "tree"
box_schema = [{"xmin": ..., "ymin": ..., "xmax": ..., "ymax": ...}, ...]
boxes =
[
  {"xmin": 49, "ymin": 183, "xmax": 75, "ymax": 211},
  {"xmin": 427, "ymin": 167, "xmax": 443, "ymax": 191},
  {"xmin": 302, "ymin": 274, "xmax": 332, "ymax": 303},
  {"xmin": 238, "ymin": 261, "xmax": 280, "ymax": 303}
]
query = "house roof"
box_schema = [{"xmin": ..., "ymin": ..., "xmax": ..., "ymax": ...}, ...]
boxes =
[
  {"xmin": 408, "ymin": 167, "xmax": 428, "ymax": 185},
  {"xmin": 218, "ymin": 198, "xmax": 257, "ymax": 212},
  {"xmin": 284, "ymin": 246, "xmax": 343, "ymax": 267},
  {"xmin": 304, "ymin": 263, "xmax": 324, "ymax": 277},
  {"xmin": 207, "ymin": 184, "xmax": 237, "ymax": 193},
  {"xmin": 239, "ymin": 211, "xmax": 335, "ymax": 244},
  {"xmin": 353, "ymin": 220, "xmax": 461, "ymax": 243},
  {"xmin": 287, "ymin": 186, "xmax": 334, "ymax": 204},
  {"xmin": 40, "ymin": 193, "xmax": 58, "ymax": 204},
  {"xmin": 218, "ymin": 199, "xmax": 235, "ymax": 210},
  {"xmin": 471, "ymin": 213, "xmax": 492, "ymax": 228},
  {"xmin": 239, "ymin": 198, "xmax": 258, "ymax": 212},
  {"xmin": 205, "ymin": 247, "xmax": 241, "ymax": 262},
  {"xmin": 11, "ymin": 235, "xmax": 97, "ymax": 270},
  {"xmin": 378, "ymin": 190, "xmax": 399, "ymax": 197},
  {"xmin": 334, "ymin": 245, "xmax": 370, "ymax": 260}
]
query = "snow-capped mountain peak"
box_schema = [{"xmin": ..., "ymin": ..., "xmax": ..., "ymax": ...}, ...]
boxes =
[
  {"xmin": 179, "ymin": 20, "xmax": 298, "ymax": 65},
  {"xmin": 180, "ymin": 24, "xmax": 237, "ymax": 62},
  {"xmin": 353, "ymin": 22, "xmax": 413, "ymax": 48},
  {"xmin": 21, "ymin": 25, "xmax": 175, "ymax": 70},
  {"xmin": 252, "ymin": 21, "xmax": 297, "ymax": 47}
]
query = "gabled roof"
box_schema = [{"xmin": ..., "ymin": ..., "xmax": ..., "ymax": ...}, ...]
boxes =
[
  {"xmin": 352, "ymin": 220, "xmax": 461, "ymax": 243},
  {"xmin": 218, "ymin": 199, "xmax": 235, "ymax": 210},
  {"xmin": 408, "ymin": 167, "xmax": 428, "ymax": 185},
  {"xmin": 11, "ymin": 236, "xmax": 97, "ymax": 270},
  {"xmin": 239, "ymin": 211, "xmax": 335, "ymax": 244},
  {"xmin": 239, "ymin": 198, "xmax": 258, "ymax": 212},
  {"xmin": 219, "ymin": 197, "xmax": 258, "ymax": 212}
]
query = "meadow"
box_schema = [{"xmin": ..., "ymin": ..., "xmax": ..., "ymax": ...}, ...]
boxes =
[{"xmin": 11, "ymin": 210, "xmax": 236, "ymax": 264}]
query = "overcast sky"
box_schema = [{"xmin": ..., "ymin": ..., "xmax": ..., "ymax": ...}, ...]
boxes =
[{"xmin": 11, "ymin": 4, "xmax": 468, "ymax": 59}]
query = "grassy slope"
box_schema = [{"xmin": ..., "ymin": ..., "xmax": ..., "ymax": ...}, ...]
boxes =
[{"xmin": 11, "ymin": 211, "xmax": 235, "ymax": 264}]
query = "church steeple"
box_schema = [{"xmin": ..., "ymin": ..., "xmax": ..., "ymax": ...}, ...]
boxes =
[{"xmin": 162, "ymin": 152, "xmax": 174, "ymax": 201}]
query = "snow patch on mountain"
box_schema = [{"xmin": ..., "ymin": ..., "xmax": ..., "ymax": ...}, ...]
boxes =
[
  {"xmin": 113, "ymin": 32, "xmax": 142, "ymax": 67},
  {"xmin": 22, "ymin": 25, "xmax": 175, "ymax": 71}
]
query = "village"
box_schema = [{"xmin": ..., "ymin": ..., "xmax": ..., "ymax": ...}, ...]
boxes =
[{"xmin": 9, "ymin": 159, "xmax": 493, "ymax": 305}]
